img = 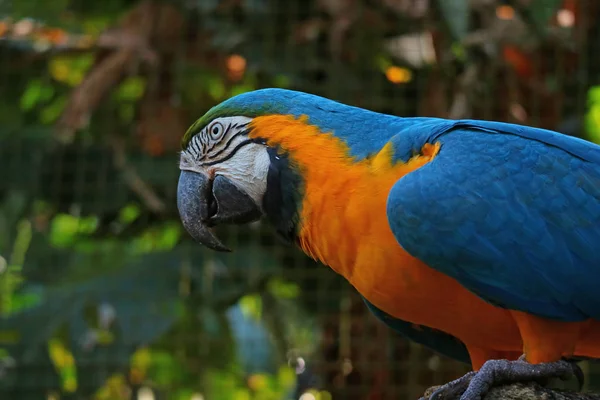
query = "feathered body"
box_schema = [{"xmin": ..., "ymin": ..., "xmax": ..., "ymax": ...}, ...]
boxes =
[{"xmin": 181, "ymin": 89, "xmax": 600, "ymax": 371}]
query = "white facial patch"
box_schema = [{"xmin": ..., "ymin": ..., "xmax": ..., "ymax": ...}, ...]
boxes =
[
  {"xmin": 179, "ymin": 116, "xmax": 270, "ymax": 207},
  {"xmin": 212, "ymin": 143, "xmax": 270, "ymax": 205}
]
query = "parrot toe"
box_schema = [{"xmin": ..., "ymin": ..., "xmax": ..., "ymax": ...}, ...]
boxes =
[
  {"xmin": 423, "ymin": 358, "xmax": 583, "ymax": 400},
  {"xmin": 422, "ymin": 371, "xmax": 476, "ymax": 400}
]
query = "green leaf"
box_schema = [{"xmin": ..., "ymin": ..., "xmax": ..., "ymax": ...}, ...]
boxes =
[
  {"xmin": 267, "ymin": 278, "xmax": 299, "ymax": 299},
  {"xmin": 207, "ymin": 78, "xmax": 226, "ymax": 100},
  {"xmin": 173, "ymin": 389, "xmax": 200, "ymax": 400},
  {"xmin": 436, "ymin": 0, "xmax": 470, "ymax": 41},
  {"xmin": 585, "ymin": 104, "xmax": 600, "ymax": 143},
  {"xmin": 586, "ymin": 87, "xmax": 600, "ymax": 143},
  {"xmin": 118, "ymin": 103, "xmax": 136, "ymax": 123},
  {"xmin": 0, "ymin": 348, "xmax": 9, "ymax": 359},
  {"xmin": 48, "ymin": 337, "xmax": 78, "ymax": 393},
  {"xmin": 49, "ymin": 214, "xmax": 98, "ymax": 248},
  {"xmin": 588, "ymin": 86, "xmax": 600, "ymax": 106},
  {"xmin": 10, "ymin": 220, "xmax": 32, "ymax": 266},
  {"xmin": 118, "ymin": 204, "xmax": 141, "ymax": 224},
  {"xmin": 82, "ymin": 17, "xmax": 112, "ymax": 36},
  {"xmin": 49, "ymin": 55, "xmax": 94, "ymax": 87},
  {"xmin": 7, "ymin": 288, "xmax": 42, "ymax": 314},
  {"xmin": 239, "ymin": 294, "xmax": 262, "ymax": 321},
  {"xmin": 114, "ymin": 76, "xmax": 146, "ymax": 102},
  {"xmin": 131, "ymin": 222, "xmax": 182, "ymax": 253},
  {"xmin": 20, "ymin": 79, "xmax": 55, "ymax": 111},
  {"xmin": 148, "ymin": 350, "xmax": 186, "ymax": 386},
  {"xmin": 451, "ymin": 43, "xmax": 467, "ymax": 62},
  {"xmin": 203, "ymin": 368, "xmax": 248, "ymax": 400},
  {"xmin": 1, "ymin": 219, "xmax": 32, "ymax": 315},
  {"xmin": 40, "ymin": 95, "xmax": 68, "ymax": 124},
  {"xmin": 273, "ymin": 74, "xmax": 291, "ymax": 88},
  {"xmin": 276, "ymin": 366, "xmax": 296, "ymax": 389}
]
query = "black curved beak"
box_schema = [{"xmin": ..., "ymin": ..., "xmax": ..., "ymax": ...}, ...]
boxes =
[{"xmin": 177, "ymin": 170, "xmax": 262, "ymax": 252}]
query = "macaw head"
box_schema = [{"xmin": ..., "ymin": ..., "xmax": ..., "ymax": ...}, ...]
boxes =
[{"xmin": 177, "ymin": 88, "xmax": 400, "ymax": 252}]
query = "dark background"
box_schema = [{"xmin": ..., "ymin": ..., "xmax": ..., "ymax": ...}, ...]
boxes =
[{"xmin": 1, "ymin": 0, "xmax": 599, "ymax": 399}]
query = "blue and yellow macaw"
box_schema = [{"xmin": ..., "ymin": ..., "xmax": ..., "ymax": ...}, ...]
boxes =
[{"xmin": 176, "ymin": 88, "xmax": 600, "ymax": 399}]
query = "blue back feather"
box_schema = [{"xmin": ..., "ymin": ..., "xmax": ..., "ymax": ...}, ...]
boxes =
[{"xmin": 387, "ymin": 123, "xmax": 600, "ymax": 321}]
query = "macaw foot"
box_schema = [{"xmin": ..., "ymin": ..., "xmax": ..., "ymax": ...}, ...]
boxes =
[
  {"xmin": 423, "ymin": 358, "xmax": 583, "ymax": 400},
  {"xmin": 420, "ymin": 371, "xmax": 476, "ymax": 400}
]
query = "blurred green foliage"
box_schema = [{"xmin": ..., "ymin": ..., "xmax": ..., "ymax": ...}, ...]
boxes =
[
  {"xmin": 586, "ymin": 86, "xmax": 600, "ymax": 143},
  {"xmin": 0, "ymin": 0, "xmax": 598, "ymax": 399}
]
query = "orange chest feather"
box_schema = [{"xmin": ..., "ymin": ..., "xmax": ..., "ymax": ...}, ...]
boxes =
[
  {"xmin": 249, "ymin": 114, "xmax": 441, "ymax": 292},
  {"xmin": 249, "ymin": 115, "xmax": 519, "ymax": 349}
]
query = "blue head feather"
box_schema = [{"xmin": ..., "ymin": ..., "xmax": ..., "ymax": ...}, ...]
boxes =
[{"xmin": 183, "ymin": 88, "xmax": 437, "ymax": 161}]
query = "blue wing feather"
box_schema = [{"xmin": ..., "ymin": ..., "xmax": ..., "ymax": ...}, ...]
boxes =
[{"xmin": 386, "ymin": 122, "xmax": 600, "ymax": 322}]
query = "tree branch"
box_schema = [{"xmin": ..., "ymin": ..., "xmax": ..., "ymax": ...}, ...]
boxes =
[
  {"xmin": 108, "ymin": 136, "xmax": 167, "ymax": 214},
  {"xmin": 423, "ymin": 382, "xmax": 600, "ymax": 400}
]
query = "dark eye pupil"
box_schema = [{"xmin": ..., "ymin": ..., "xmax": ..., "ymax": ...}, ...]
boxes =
[{"xmin": 212, "ymin": 127, "xmax": 219, "ymax": 135}]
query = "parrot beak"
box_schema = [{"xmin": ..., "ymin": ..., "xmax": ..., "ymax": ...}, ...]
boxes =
[{"xmin": 177, "ymin": 170, "xmax": 263, "ymax": 252}]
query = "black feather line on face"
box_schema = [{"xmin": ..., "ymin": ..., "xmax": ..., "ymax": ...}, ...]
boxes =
[
  {"xmin": 206, "ymin": 129, "xmax": 248, "ymax": 161},
  {"xmin": 262, "ymin": 144, "xmax": 304, "ymax": 244},
  {"xmin": 199, "ymin": 138, "xmax": 255, "ymax": 167},
  {"xmin": 191, "ymin": 139, "xmax": 202, "ymax": 159}
]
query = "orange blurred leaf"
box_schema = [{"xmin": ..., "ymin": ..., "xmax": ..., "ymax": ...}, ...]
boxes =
[{"xmin": 502, "ymin": 45, "xmax": 533, "ymax": 78}]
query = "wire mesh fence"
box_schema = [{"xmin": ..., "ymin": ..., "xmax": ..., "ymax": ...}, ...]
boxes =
[{"xmin": 1, "ymin": 0, "xmax": 600, "ymax": 399}]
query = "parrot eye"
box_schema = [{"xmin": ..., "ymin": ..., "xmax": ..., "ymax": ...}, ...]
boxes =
[{"xmin": 208, "ymin": 122, "xmax": 225, "ymax": 140}]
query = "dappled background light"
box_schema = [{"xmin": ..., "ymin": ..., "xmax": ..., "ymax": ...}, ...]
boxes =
[{"xmin": 0, "ymin": 0, "xmax": 599, "ymax": 399}]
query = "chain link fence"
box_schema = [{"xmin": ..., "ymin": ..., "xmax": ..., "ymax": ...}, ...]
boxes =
[{"xmin": 0, "ymin": 0, "xmax": 599, "ymax": 399}]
